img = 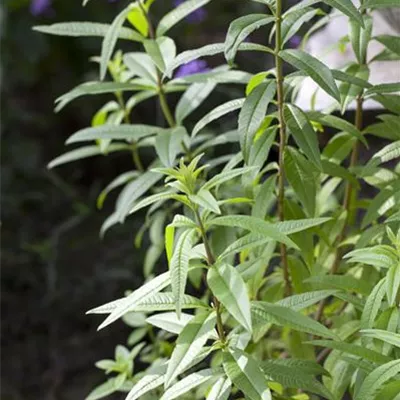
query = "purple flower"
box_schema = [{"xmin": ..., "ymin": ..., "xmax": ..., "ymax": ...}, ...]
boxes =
[
  {"xmin": 288, "ymin": 35, "xmax": 302, "ymax": 48},
  {"xmin": 175, "ymin": 60, "xmax": 210, "ymax": 78},
  {"xmin": 173, "ymin": 0, "xmax": 207, "ymax": 23},
  {"xmin": 30, "ymin": 0, "xmax": 52, "ymax": 16}
]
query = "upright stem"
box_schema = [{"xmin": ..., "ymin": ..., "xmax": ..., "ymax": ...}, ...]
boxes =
[
  {"xmin": 194, "ymin": 209, "xmax": 226, "ymax": 343},
  {"xmin": 315, "ymin": 95, "xmax": 363, "ymax": 322},
  {"xmin": 275, "ymin": 0, "xmax": 291, "ymax": 296}
]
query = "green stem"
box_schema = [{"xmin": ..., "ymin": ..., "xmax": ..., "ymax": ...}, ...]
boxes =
[
  {"xmin": 116, "ymin": 92, "xmax": 144, "ymax": 172},
  {"xmin": 275, "ymin": 0, "xmax": 292, "ymax": 297},
  {"xmin": 194, "ymin": 209, "xmax": 226, "ymax": 343}
]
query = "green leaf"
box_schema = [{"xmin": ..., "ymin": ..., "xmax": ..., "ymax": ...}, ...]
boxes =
[
  {"xmin": 126, "ymin": 3, "xmax": 149, "ymax": 36},
  {"xmin": 369, "ymin": 140, "xmax": 400, "ymax": 166},
  {"xmin": 321, "ymin": 159, "xmax": 360, "ymax": 188},
  {"xmin": 252, "ymin": 302, "xmax": 339, "ymax": 339},
  {"xmin": 170, "ymin": 229, "xmax": 197, "ymax": 318},
  {"xmin": 157, "ymin": 0, "xmax": 211, "ymax": 37},
  {"xmin": 218, "ymin": 233, "xmax": 270, "ymax": 260},
  {"xmin": 206, "ymin": 377, "xmax": 231, "ymax": 400},
  {"xmin": 123, "ymin": 52, "xmax": 158, "ymax": 84},
  {"xmin": 86, "ymin": 378, "xmax": 119, "ymax": 400},
  {"xmin": 280, "ymin": 49, "xmax": 341, "ymax": 102},
  {"xmin": 361, "ymin": 329, "xmax": 400, "ymax": 349},
  {"xmin": 308, "ymin": 111, "xmax": 367, "ymax": 146},
  {"xmin": 190, "ymin": 189, "xmax": 221, "ymax": 214},
  {"xmin": 322, "ymin": 0, "xmax": 364, "ymax": 26},
  {"xmin": 361, "ymin": 278, "xmax": 387, "ymax": 334},
  {"xmin": 165, "ymin": 43, "xmax": 224, "ymax": 77},
  {"xmin": 47, "ymin": 144, "xmax": 128, "ymax": 169},
  {"xmin": 128, "ymin": 192, "xmax": 186, "ymax": 216},
  {"xmin": 132, "ymin": 292, "xmax": 208, "ymax": 312},
  {"xmin": 165, "ymin": 310, "xmax": 217, "ymax": 387},
  {"xmin": 66, "ymin": 124, "xmax": 161, "ymax": 144},
  {"xmin": 155, "ymin": 126, "xmax": 186, "ymax": 167},
  {"xmin": 252, "ymin": 175, "xmax": 276, "ymax": 219},
  {"xmin": 239, "ymin": 81, "xmax": 277, "ymax": 162},
  {"xmin": 223, "ymin": 349, "xmax": 271, "ymax": 400},
  {"xmin": 276, "ymin": 290, "xmax": 338, "ymax": 311},
  {"xmin": 202, "ymin": 167, "xmax": 257, "ymax": 191},
  {"xmin": 337, "ymin": 64, "xmax": 370, "ymax": 113},
  {"xmin": 349, "ymin": 14, "xmax": 372, "ymax": 64},
  {"xmin": 365, "ymin": 83, "xmax": 400, "ymax": 97},
  {"xmin": 33, "ymin": 22, "xmax": 143, "ymax": 41},
  {"xmin": 144, "ymin": 37, "xmax": 176, "ymax": 73},
  {"xmin": 276, "ymin": 217, "xmax": 331, "ymax": 234},
  {"xmin": 362, "ymin": 181, "xmax": 400, "ymax": 228},
  {"xmin": 55, "ymin": 81, "xmax": 146, "ymax": 112},
  {"xmin": 261, "ymin": 359, "xmax": 333, "ymax": 400},
  {"xmin": 281, "ymin": 7, "xmax": 320, "ymax": 45},
  {"xmin": 210, "ymin": 215, "xmax": 298, "ymax": 249},
  {"xmin": 362, "ymin": 0, "xmax": 400, "ymax": 10},
  {"xmin": 355, "ymin": 360, "xmax": 400, "ymax": 400},
  {"xmin": 248, "ymin": 125, "xmax": 277, "ymax": 169},
  {"xmin": 386, "ymin": 263, "xmax": 400, "ymax": 307},
  {"xmin": 309, "ymin": 340, "xmax": 392, "ymax": 364},
  {"xmin": 284, "ymin": 147, "xmax": 317, "ymax": 217},
  {"xmin": 208, "ymin": 264, "xmax": 253, "ymax": 333},
  {"xmin": 374, "ymin": 35, "xmax": 400, "ymax": 56},
  {"xmin": 100, "ymin": 4, "xmax": 132, "ymax": 80},
  {"xmin": 161, "ymin": 368, "xmax": 221, "ymax": 400},
  {"xmin": 126, "ymin": 362, "xmax": 167, "ymax": 400},
  {"xmin": 95, "ymin": 272, "xmax": 171, "ymax": 330},
  {"xmin": 116, "ymin": 170, "xmax": 163, "ymax": 222},
  {"xmin": 224, "ymin": 14, "xmax": 275, "ymax": 64},
  {"xmin": 285, "ymin": 104, "xmax": 321, "ymax": 168},
  {"xmin": 192, "ymin": 98, "xmax": 245, "ymax": 138},
  {"xmin": 175, "ymin": 81, "xmax": 216, "ymax": 124},
  {"xmin": 305, "ymin": 275, "xmax": 371, "ymax": 295},
  {"xmin": 146, "ymin": 312, "xmax": 193, "ymax": 335}
]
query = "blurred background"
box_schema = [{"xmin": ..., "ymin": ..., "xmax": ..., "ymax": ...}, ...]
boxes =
[{"xmin": 1, "ymin": 1, "xmax": 397, "ymax": 399}]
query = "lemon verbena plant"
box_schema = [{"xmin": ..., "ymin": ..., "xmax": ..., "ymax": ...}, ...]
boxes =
[{"xmin": 34, "ymin": 0, "xmax": 400, "ymax": 399}]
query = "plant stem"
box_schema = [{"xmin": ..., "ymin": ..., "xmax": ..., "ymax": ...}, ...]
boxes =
[
  {"xmin": 194, "ymin": 209, "xmax": 226, "ymax": 343},
  {"xmin": 315, "ymin": 95, "xmax": 363, "ymax": 322},
  {"xmin": 275, "ymin": 0, "xmax": 292, "ymax": 297},
  {"xmin": 116, "ymin": 92, "xmax": 144, "ymax": 172}
]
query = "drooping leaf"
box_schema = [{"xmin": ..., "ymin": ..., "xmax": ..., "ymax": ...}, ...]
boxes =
[
  {"xmin": 285, "ymin": 104, "xmax": 321, "ymax": 168},
  {"xmin": 355, "ymin": 360, "xmax": 400, "ymax": 400},
  {"xmin": 157, "ymin": 0, "xmax": 211, "ymax": 37},
  {"xmin": 170, "ymin": 229, "xmax": 197, "ymax": 318},
  {"xmin": 208, "ymin": 264, "xmax": 253, "ymax": 332},
  {"xmin": 239, "ymin": 81, "xmax": 277, "ymax": 162},
  {"xmin": 223, "ymin": 348, "xmax": 271, "ymax": 400},
  {"xmin": 161, "ymin": 368, "xmax": 222, "ymax": 400},
  {"xmin": 165, "ymin": 310, "xmax": 217, "ymax": 387},
  {"xmin": 224, "ymin": 14, "xmax": 275, "ymax": 64},
  {"xmin": 192, "ymin": 98, "xmax": 245, "ymax": 138},
  {"xmin": 251, "ymin": 302, "xmax": 339, "ymax": 339},
  {"xmin": 96, "ymin": 272, "xmax": 171, "ymax": 330},
  {"xmin": 280, "ymin": 49, "xmax": 341, "ymax": 102},
  {"xmin": 33, "ymin": 22, "xmax": 143, "ymax": 41}
]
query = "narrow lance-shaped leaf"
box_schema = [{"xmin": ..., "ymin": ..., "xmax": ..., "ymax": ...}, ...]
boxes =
[
  {"xmin": 224, "ymin": 14, "xmax": 275, "ymax": 64},
  {"xmin": 165, "ymin": 310, "xmax": 217, "ymax": 387},
  {"xmin": 360, "ymin": 329, "xmax": 400, "ymax": 349},
  {"xmin": 362, "ymin": 0, "xmax": 400, "ymax": 10},
  {"xmin": 208, "ymin": 264, "xmax": 252, "ymax": 333},
  {"xmin": 280, "ymin": 49, "xmax": 341, "ymax": 102},
  {"xmin": 251, "ymin": 302, "xmax": 339, "ymax": 339},
  {"xmin": 355, "ymin": 360, "xmax": 400, "ymax": 400},
  {"xmin": 284, "ymin": 104, "xmax": 321, "ymax": 168},
  {"xmin": 157, "ymin": 0, "xmax": 211, "ymax": 37},
  {"xmin": 223, "ymin": 348, "xmax": 271, "ymax": 400},
  {"xmin": 33, "ymin": 22, "xmax": 143, "ymax": 41},
  {"xmin": 239, "ymin": 81, "xmax": 277, "ymax": 162},
  {"xmin": 155, "ymin": 126, "xmax": 186, "ymax": 167},
  {"xmin": 192, "ymin": 98, "xmax": 245, "ymax": 138},
  {"xmin": 100, "ymin": 4, "xmax": 133, "ymax": 80},
  {"xmin": 386, "ymin": 263, "xmax": 400, "ymax": 307},
  {"xmin": 170, "ymin": 229, "xmax": 197, "ymax": 318},
  {"xmin": 350, "ymin": 15, "xmax": 373, "ymax": 64},
  {"xmin": 322, "ymin": 0, "xmax": 364, "ymax": 26}
]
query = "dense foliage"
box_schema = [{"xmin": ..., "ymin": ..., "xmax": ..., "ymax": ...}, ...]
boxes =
[{"xmin": 36, "ymin": 0, "xmax": 400, "ymax": 399}]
